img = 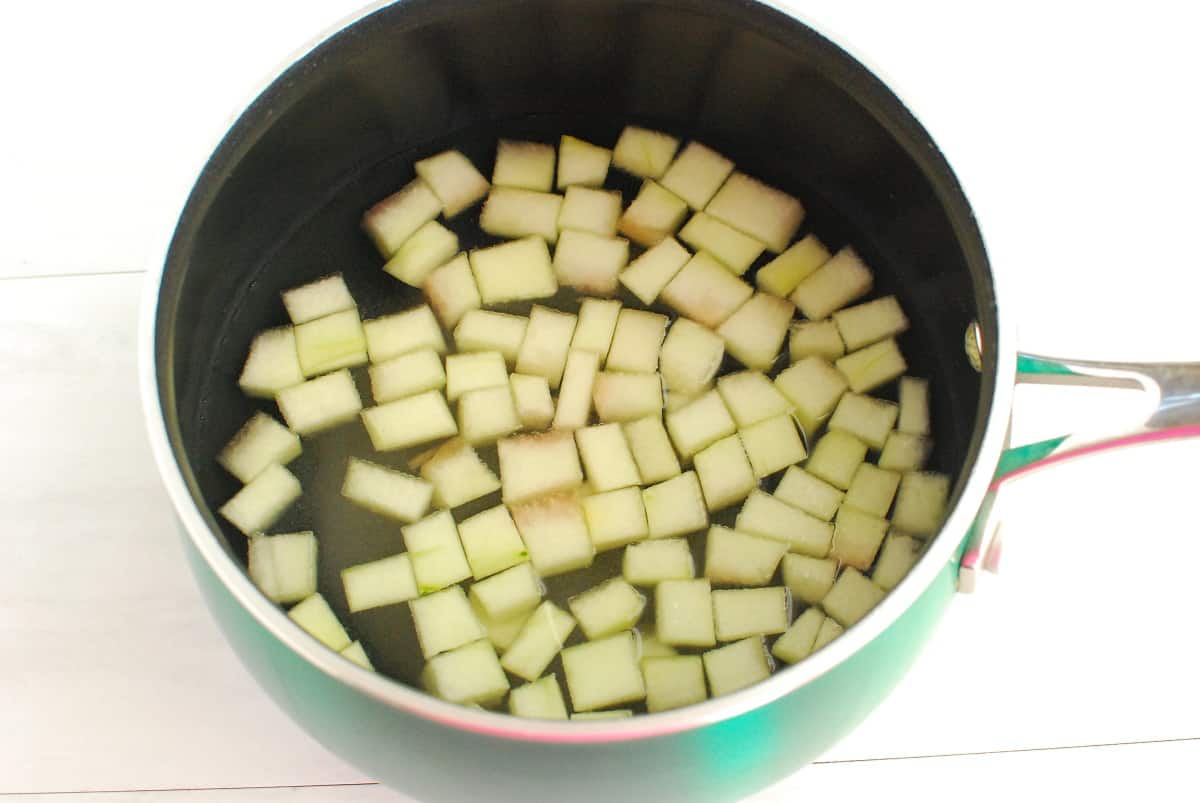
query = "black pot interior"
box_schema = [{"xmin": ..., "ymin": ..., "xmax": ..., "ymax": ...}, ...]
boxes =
[{"xmin": 157, "ymin": 0, "xmax": 996, "ymax": 688}]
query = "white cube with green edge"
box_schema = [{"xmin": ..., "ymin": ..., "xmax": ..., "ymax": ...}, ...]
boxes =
[
  {"xmin": 561, "ymin": 631, "xmax": 647, "ymax": 712},
  {"xmin": 410, "ymin": 585, "xmax": 485, "ymax": 659},
  {"xmin": 340, "ymin": 552, "xmax": 418, "ymax": 613}
]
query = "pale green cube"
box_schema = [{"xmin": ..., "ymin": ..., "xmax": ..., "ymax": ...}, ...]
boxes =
[
  {"xmin": 282, "ymin": 273, "xmax": 355, "ymax": 325},
  {"xmin": 716, "ymin": 292, "xmax": 794, "ymax": 370},
  {"xmin": 469, "ymin": 561, "xmax": 543, "ymax": 622},
  {"xmin": 558, "ymin": 185, "xmax": 622, "ymax": 236},
  {"xmin": 457, "ymin": 505, "xmax": 528, "ymax": 580},
  {"xmin": 340, "ymin": 640, "xmax": 375, "ymax": 671},
  {"xmin": 362, "ymin": 178, "xmax": 444, "ymax": 256},
  {"xmin": 568, "ymin": 578, "xmax": 646, "ymax": 640},
  {"xmin": 218, "ymin": 463, "xmax": 301, "ymax": 536},
  {"xmin": 716, "ymin": 370, "xmax": 791, "ymax": 429},
  {"xmin": 735, "ymin": 490, "xmax": 832, "ymax": 557},
  {"xmin": 510, "ymin": 373, "xmax": 556, "ymax": 430},
  {"xmin": 419, "ymin": 439, "xmax": 501, "ymax": 510},
  {"xmin": 414, "ymin": 149, "xmax": 489, "ymax": 218},
  {"xmin": 623, "ymin": 538, "xmax": 695, "ymax": 586},
  {"xmin": 659, "ymin": 141, "xmax": 734, "ymax": 209},
  {"xmin": 445, "ymin": 351, "xmax": 507, "ymax": 402},
  {"xmin": 619, "ymin": 236, "xmax": 691, "ymax": 306},
  {"xmin": 843, "ymin": 463, "xmax": 901, "ymax": 517},
  {"xmin": 410, "ymin": 585, "xmax": 485, "ymax": 658},
  {"xmin": 510, "ymin": 492, "xmax": 595, "ymax": 577},
  {"xmin": 557, "ymin": 134, "xmax": 611, "ymax": 189},
  {"xmin": 294, "ymin": 308, "xmax": 367, "ymax": 377},
  {"xmin": 643, "ymin": 471, "xmax": 708, "ymax": 539},
  {"xmin": 806, "ymin": 430, "xmax": 869, "ymax": 490},
  {"xmin": 832, "ymin": 295, "xmax": 909, "ymax": 352},
  {"xmin": 623, "ymin": 415, "xmax": 682, "ymax": 484},
  {"xmin": 757, "ymin": 234, "xmax": 830, "ymax": 297},
  {"xmin": 509, "ymin": 675, "xmax": 569, "ymax": 720},
  {"xmin": 361, "ymin": 390, "xmax": 457, "ymax": 452},
  {"xmin": 275, "ymin": 369, "xmax": 363, "ymax": 436},
  {"xmin": 781, "ymin": 553, "xmax": 838, "ymax": 606},
  {"xmin": 773, "ymin": 466, "xmax": 844, "ymax": 521},
  {"xmin": 678, "ymin": 212, "xmax": 764, "ymax": 275},
  {"xmin": 582, "ymin": 487, "xmax": 649, "ymax": 551},
  {"xmin": 694, "ymin": 435, "xmax": 756, "ymax": 512},
  {"xmin": 891, "ymin": 471, "xmax": 951, "ymax": 536},
  {"xmin": 369, "ymin": 349, "xmax": 446, "ymax": 404},
  {"xmin": 459, "ymin": 385, "xmax": 521, "ymax": 445},
  {"xmin": 552, "ymin": 229, "xmax": 629, "ymax": 295},
  {"xmin": 872, "ymin": 532, "xmax": 923, "ymax": 591},
  {"xmin": 789, "ymin": 319, "xmax": 845, "ymax": 363},
  {"xmin": 607, "ymin": 308, "xmax": 669, "ymax": 374},
  {"xmin": 813, "ymin": 616, "xmax": 844, "ymax": 651},
  {"xmin": 551, "ymin": 349, "xmax": 600, "ymax": 430},
  {"xmin": 702, "ymin": 636, "xmax": 771, "ymax": 698},
  {"xmin": 836, "ymin": 338, "xmax": 907, "ymax": 394},
  {"xmin": 341, "ymin": 552, "xmax": 418, "ymax": 613},
  {"xmin": 739, "ymin": 414, "xmax": 808, "ymax": 478},
  {"xmin": 822, "ymin": 568, "xmax": 885, "ymax": 627},
  {"xmin": 423, "ymin": 639, "xmax": 509, "ymax": 705},
  {"xmin": 666, "ymin": 389, "xmax": 736, "ymax": 459},
  {"xmin": 248, "ymin": 531, "xmax": 317, "ymax": 605},
  {"xmin": 476, "ymin": 603, "xmax": 533, "ymax": 652},
  {"xmin": 592, "ymin": 371, "xmax": 664, "ymax": 423},
  {"xmin": 897, "ymin": 376, "xmax": 931, "ymax": 436},
  {"xmin": 288, "ymin": 593, "xmax": 351, "ymax": 652},
  {"xmin": 712, "ymin": 587, "xmax": 790, "ymax": 641},
  {"xmin": 828, "ymin": 393, "xmax": 899, "ymax": 450},
  {"xmin": 561, "ymin": 632, "xmax": 647, "ymax": 712},
  {"xmin": 493, "ymin": 139, "xmax": 555, "ymax": 191},
  {"xmin": 878, "ymin": 431, "xmax": 933, "ymax": 472},
  {"xmin": 771, "ymin": 606, "xmax": 825, "ymax": 664},
  {"xmin": 774, "ymin": 356, "xmax": 848, "ymax": 436},
  {"xmin": 660, "ymin": 251, "xmax": 754, "ymax": 329},
  {"xmin": 362, "ymin": 305, "xmax": 446, "ymax": 362},
  {"xmin": 643, "ymin": 655, "xmax": 708, "ymax": 712},
  {"xmin": 576, "ymin": 423, "xmax": 641, "ymax": 492},
  {"xmin": 454, "ymin": 310, "xmax": 527, "ymax": 365},
  {"xmin": 218, "ymin": 411, "xmax": 302, "ymax": 484},
  {"xmin": 402, "ymin": 510, "xmax": 471, "ymax": 593},
  {"xmin": 704, "ymin": 525, "xmax": 787, "ymax": 587},
  {"xmin": 612, "ymin": 126, "xmax": 679, "ymax": 180},
  {"xmin": 618, "ymin": 180, "xmax": 688, "ymax": 248},
  {"xmin": 501, "ymin": 601, "xmax": 576, "ymax": 682},
  {"xmin": 516, "ymin": 305, "xmax": 577, "ymax": 390},
  {"xmin": 238, "ymin": 326, "xmax": 304, "ymax": 399},
  {"xmin": 831, "ymin": 505, "xmax": 889, "ymax": 571},
  {"xmin": 789, "ymin": 246, "xmax": 873, "ymax": 321},
  {"xmin": 659, "ymin": 317, "xmax": 726, "ymax": 395},
  {"xmin": 570, "ymin": 298, "xmax": 621, "ymax": 362},
  {"xmin": 342, "ymin": 457, "xmax": 433, "ymax": 523},
  {"xmin": 382, "ymin": 219, "xmax": 459, "ymax": 286},
  {"xmin": 705, "ymin": 171, "xmax": 803, "ymax": 253},
  {"xmin": 498, "ymin": 430, "xmax": 584, "ymax": 504},
  {"xmin": 654, "ymin": 578, "xmax": 715, "ymax": 648},
  {"xmin": 469, "ymin": 236, "xmax": 558, "ymax": 304}
]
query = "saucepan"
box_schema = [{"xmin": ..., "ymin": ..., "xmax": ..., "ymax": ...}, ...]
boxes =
[{"xmin": 139, "ymin": 0, "xmax": 1200, "ymax": 800}]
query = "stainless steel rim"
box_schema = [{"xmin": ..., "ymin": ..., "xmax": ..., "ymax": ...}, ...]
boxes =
[{"xmin": 138, "ymin": 0, "xmax": 1017, "ymax": 743}]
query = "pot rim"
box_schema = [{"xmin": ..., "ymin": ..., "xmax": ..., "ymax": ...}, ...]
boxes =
[{"xmin": 139, "ymin": 0, "xmax": 1016, "ymax": 744}]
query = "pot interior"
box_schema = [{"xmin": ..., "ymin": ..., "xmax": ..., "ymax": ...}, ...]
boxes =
[{"xmin": 156, "ymin": 0, "xmax": 996, "ymax": 692}]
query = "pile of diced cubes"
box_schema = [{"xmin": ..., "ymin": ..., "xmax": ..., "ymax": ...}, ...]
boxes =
[{"xmin": 215, "ymin": 126, "xmax": 951, "ymax": 720}]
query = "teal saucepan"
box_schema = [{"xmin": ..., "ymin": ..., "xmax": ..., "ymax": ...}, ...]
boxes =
[{"xmin": 139, "ymin": 1, "xmax": 1200, "ymax": 800}]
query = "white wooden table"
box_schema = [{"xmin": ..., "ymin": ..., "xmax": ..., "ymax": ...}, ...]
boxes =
[{"xmin": 3, "ymin": 2, "xmax": 1198, "ymax": 800}]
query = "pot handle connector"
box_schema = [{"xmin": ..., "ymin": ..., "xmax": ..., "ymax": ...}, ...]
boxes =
[{"xmin": 957, "ymin": 329, "xmax": 1200, "ymax": 591}]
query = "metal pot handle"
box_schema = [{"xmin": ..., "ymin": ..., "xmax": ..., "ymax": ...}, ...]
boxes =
[{"xmin": 957, "ymin": 351, "xmax": 1200, "ymax": 591}]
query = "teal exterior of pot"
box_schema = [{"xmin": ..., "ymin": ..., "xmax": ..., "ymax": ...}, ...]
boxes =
[{"xmin": 185, "ymin": 534, "xmax": 960, "ymax": 803}]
